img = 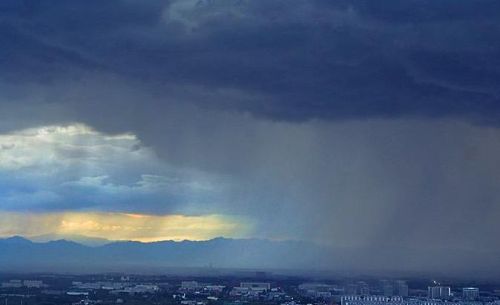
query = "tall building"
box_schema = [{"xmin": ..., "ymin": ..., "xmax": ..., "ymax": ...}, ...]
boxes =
[
  {"xmin": 462, "ymin": 287, "xmax": 479, "ymax": 300},
  {"xmin": 395, "ymin": 280, "xmax": 408, "ymax": 297},
  {"xmin": 428, "ymin": 286, "xmax": 451, "ymax": 299},
  {"xmin": 345, "ymin": 283, "xmax": 359, "ymax": 295},
  {"xmin": 358, "ymin": 282, "xmax": 370, "ymax": 295},
  {"xmin": 381, "ymin": 281, "xmax": 394, "ymax": 296}
]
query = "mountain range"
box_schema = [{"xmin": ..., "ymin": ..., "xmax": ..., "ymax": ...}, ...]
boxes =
[
  {"xmin": 1, "ymin": 236, "xmax": 500, "ymax": 278},
  {"xmin": 0, "ymin": 236, "xmax": 331, "ymax": 274},
  {"xmin": 28, "ymin": 234, "xmax": 114, "ymax": 247}
]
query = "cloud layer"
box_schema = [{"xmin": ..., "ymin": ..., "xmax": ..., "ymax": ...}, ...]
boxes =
[
  {"xmin": 1, "ymin": 0, "xmax": 500, "ymax": 122},
  {"xmin": 0, "ymin": 124, "xmax": 223, "ymax": 214}
]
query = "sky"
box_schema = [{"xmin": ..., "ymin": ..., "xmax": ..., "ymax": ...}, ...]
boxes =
[{"xmin": 1, "ymin": 0, "xmax": 500, "ymax": 272}]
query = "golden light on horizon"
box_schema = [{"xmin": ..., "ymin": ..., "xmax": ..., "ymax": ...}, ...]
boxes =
[{"xmin": 0, "ymin": 211, "xmax": 252, "ymax": 242}]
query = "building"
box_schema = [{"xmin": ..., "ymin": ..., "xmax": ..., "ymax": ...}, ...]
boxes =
[
  {"xmin": 1, "ymin": 280, "xmax": 22, "ymax": 288},
  {"xmin": 346, "ymin": 284, "xmax": 359, "ymax": 295},
  {"xmin": 395, "ymin": 281, "xmax": 409, "ymax": 297},
  {"xmin": 299, "ymin": 283, "xmax": 336, "ymax": 298},
  {"xmin": 358, "ymin": 282, "xmax": 370, "ymax": 296},
  {"xmin": 110, "ymin": 284, "xmax": 159, "ymax": 295},
  {"xmin": 381, "ymin": 281, "xmax": 394, "ymax": 296},
  {"xmin": 67, "ymin": 291, "xmax": 90, "ymax": 296},
  {"xmin": 339, "ymin": 295, "xmax": 450, "ymax": 305},
  {"xmin": 120, "ymin": 276, "xmax": 130, "ymax": 282},
  {"xmin": 24, "ymin": 280, "xmax": 45, "ymax": 288},
  {"xmin": 204, "ymin": 285, "xmax": 225, "ymax": 292},
  {"xmin": 240, "ymin": 282, "xmax": 271, "ymax": 291},
  {"xmin": 341, "ymin": 295, "xmax": 405, "ymax": 305},
  {"xmin": 462, "ymin": 288, "xmax": 479, "ymax": 301},
  {"xmin": 129, "ymin": 284, "xmax": 159, "ymax": 294},
  {"xmin": 428, "ymin": 286, "xmax": 451, "ymax": 299},
  {"xmin": 299, "ymin": 283, "xmax": 335, "ymax": 292},
  {"xmin": 181, "ymin": 281, "xmax": 199, "ymax": 290},
  {"xmin": 344, "ymin": 282, "xmax": 370, "ymax": 296}
]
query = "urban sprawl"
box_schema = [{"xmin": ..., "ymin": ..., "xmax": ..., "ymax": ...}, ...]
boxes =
[{"xmin": 1, "ymin": 274, "xmax": 499, "ymax": 305}]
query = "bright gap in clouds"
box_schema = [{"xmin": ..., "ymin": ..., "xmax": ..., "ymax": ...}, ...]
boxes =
[
  {"xmin": 0, "ymin": 212, "xmax": 251, "ymax": 242},
  {"xmin": 0, "ymin": 123, "xmax": 251, "ymax": 241}
]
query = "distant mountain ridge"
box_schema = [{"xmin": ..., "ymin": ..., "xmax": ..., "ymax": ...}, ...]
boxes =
[
  {"xmin": 28, "ymin": 234, "xmax": 114, "ymax": 246},
  {"xmin": 0, "ymin": 236, "xmax": 330, "ymax": 273},
  {"xmin": 1, "ymin": 236, "xmax": 500, "ymax": 278}
]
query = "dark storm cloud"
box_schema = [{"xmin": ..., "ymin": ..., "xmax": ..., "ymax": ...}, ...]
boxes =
[
  {"xmin": 1, "ymin": 0, "xmax": 500, "ymax": 122},
  {"xmin": 2, "ymin": 0, "xmax": 500, "ymax": 277}
]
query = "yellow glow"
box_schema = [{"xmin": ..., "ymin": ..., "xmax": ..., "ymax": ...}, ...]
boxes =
[{"xmin": 0, "ymin": 211, "xmax": 252, "ymax": 242}]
